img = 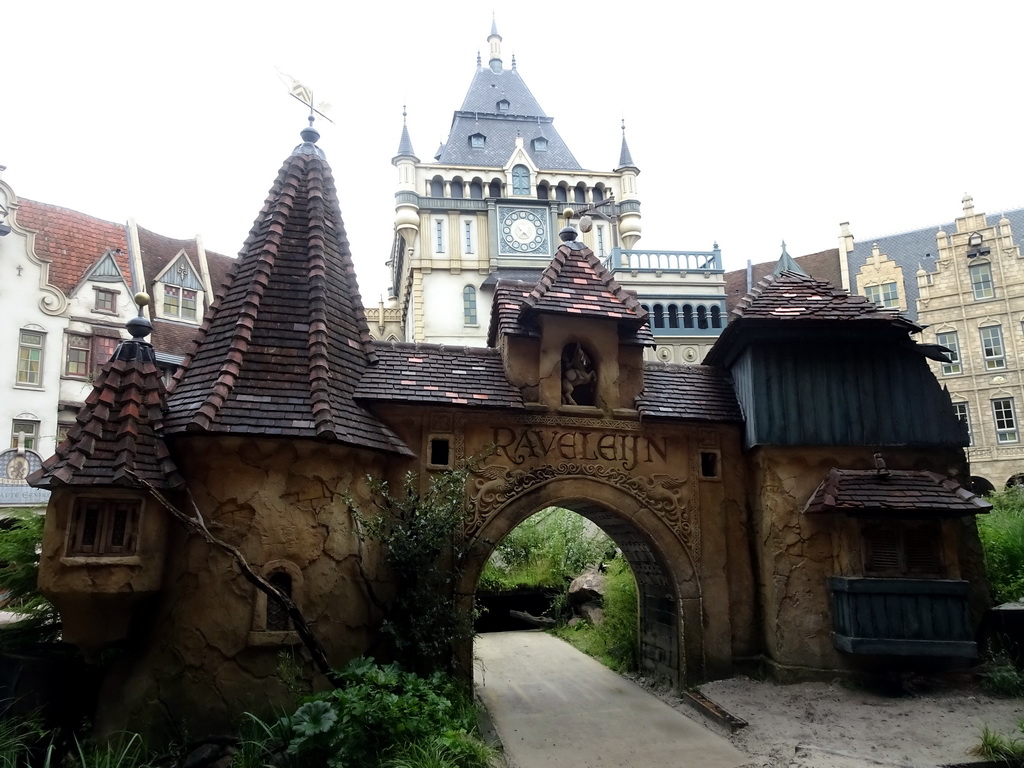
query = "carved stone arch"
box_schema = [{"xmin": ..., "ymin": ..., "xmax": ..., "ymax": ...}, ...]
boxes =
[{"xmin": 459, "ymin": 475, "xmax": 704, "ymax": 685}]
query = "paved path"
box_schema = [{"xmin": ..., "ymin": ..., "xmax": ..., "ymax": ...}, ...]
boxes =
[{"xmin": 474, "ymin": 631, "xmax": 750, "ymax": 768}]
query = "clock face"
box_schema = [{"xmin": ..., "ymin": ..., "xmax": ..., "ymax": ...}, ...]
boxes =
[{"xmin": 500, "ymin": 208, "xmax": 548, "ymax": 254}]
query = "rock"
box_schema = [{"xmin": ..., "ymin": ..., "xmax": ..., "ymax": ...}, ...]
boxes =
[
  {"xmin": 568, "ymin": 617, "xmax": 581, "ymax": 628},
  {"xmin": 579, "ymin": 602, "xmax": 604, "ymax": 625},
  {"xmin": 509, "ymin": 610, "xmax": 556, "ymax": 628},
  {"xmin": 569, "ymin": 568, "xmax": 605, "ymax": 605},
  {"xmin": 182, "ymin": 738, "xmax": 238, "ymax": 768}
]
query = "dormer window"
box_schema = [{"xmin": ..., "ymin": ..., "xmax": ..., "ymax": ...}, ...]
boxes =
[
  {"xmin": 966, "ymin": 232, "xmax": 990, "ymax": 259},
  {"xmin": 497, "ymin": 99, "xmax": 510, "ymax": 112},
  {"xmin": 164, "ymin": 286, "xmax": 198, "ymax": 320},
  {"xmin": 532, "ymin": 137, "xmax": 548, "ymax": 152},
  {"xmin": 470, "ymin": 133, "xmax": 486, "ymax": 149},
  {"xmin": 155, "ymin": 252, "xmax": 204, "ymax": 323}
]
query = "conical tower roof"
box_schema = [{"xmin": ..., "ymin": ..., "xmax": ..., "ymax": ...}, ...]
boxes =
[
  {"xmin": 393, "ymin": 107, "xmax": 418, "ymax": 163},
  {"xmin": 29, "ymin": 303, "xmax": 183, "ymax": 489},
  {"xmin": 163, "ymin": 122, "xmax": 410, "ymax": 456},
  {"xmin": 616, "ymin": 120, "xmax": 638, "ymax": 171}
]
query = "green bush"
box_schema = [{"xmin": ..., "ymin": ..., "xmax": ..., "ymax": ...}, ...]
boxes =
[
  {"xmin": 479, "ymin": 508, "xmax": 611, "ymax": 592},
  {"xmin": 277, "ymin": 658, "xmax": 493, "ymax": 768},
  {"xmin": 977, "ymin": 489, "xmax": 1024, "ymax": 605},
  {"xmin": 0, "ymin": 508, "xmax": 60, "ymax": 650}
]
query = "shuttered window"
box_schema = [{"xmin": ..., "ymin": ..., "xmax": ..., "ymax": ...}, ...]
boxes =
[
  {"xmin": 862, "ymin": 523, "xmax": 941, "ymax": 577},
  {"xmin": 68, "ymin": 499, "xmax": 140, "ymax": 556}
]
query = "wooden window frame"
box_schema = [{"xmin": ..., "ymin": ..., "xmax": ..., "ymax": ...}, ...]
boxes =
[
  {"xmin": 861, "ymin": 521, "xmax": 942, "ymax": 577},
  {"xmin": 66, "ymin": 498, "xmax": 141, "ymax": 557},
  {"xmin": 16, "ymin": 330, "xmax": 44, "ymax": 387}
]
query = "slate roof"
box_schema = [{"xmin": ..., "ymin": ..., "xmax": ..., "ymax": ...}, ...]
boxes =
[
  {"xmin": 435, "ymin": 34, "xmax": 582, "ymax": 170},
  {"xmin": 487, "ymin": 280, "xmax": 537, "ymax": 344},
  {"xmin": 14, "ymin": 199, "xmax": 131, "ymax": 295},
  {"xmin": 637, "ymin": 363, "xmax": 743, "ymax": 422},
  {"xmin": 163, "ymin": 128, "xmax": 409, "ymax": 456},
  {"xmin": 29, "ymin": 334, "xmax": 183, "ymax": 490},
  {"xmin": 803, "ymin": 467, "xmax": 991, "ymax": 517},
  {"xmin": 355, "ymin": 343, "xmax": 524, "ymax": 409},
  {"xmin": 845, "ymin": 208, "xmax": 1024, "ymax": 323}
]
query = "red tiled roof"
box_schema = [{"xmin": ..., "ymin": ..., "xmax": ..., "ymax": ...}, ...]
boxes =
[
  {"xmin": 163, "ymin": 136, "xmax": 409, "ymax": 455},
  {"xmin": 356, "ymin": 343, "xmax": 525, "ymax": 408},
  {"xmin": 803, "ymin": 467, "xmax": 991, "ymax": 516},
  {"xmin": 14, "ymin": 199, "xmax": 131, "ymax": 295},
  {"xmin": 637, "ymin": 363, "xmax": 743, "ymax": 422},
  {"xmin": 29, "ymin": 339, "xmax": 182, "ymax": 489},
  {"xmin": 486, "ymin": 280, "xmax": 538, "ymax": 345}
]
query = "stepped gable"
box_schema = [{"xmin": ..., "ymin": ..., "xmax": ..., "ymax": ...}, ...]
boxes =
[
  {"xmin": 638, "ymin": 363, "xmax": 743, "ymax": 423},
  {"xmin": 804, "ymin": 467, "xmax": 991, "ymax": 516},
  {"xmin": 15, "ymin": 199, "xmax": 131, "ymax": 295},
  {"xmin": 163, "ymin": 126, "xmax": 410, "ymax": 456},
  {"xmin": 516, "ymin": 240, "xmax": 652, "ymax": 342},
  {"xmin": 356, "ymin": 343, "xmax": 524, "ymax": 409},
  {"xmin": 29, "ymin": 313, "xmax": 182, "ymax": 490}
]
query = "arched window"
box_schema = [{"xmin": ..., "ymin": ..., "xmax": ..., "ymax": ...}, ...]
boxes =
[
  {"xmin": 463, "ymin": 285, "xmax": 477, "ymax": 325},
  {"xmin": 668, "ymin": 305, "xmax": 679, "ymax": 329},
  {"xmin": 265, "ymin": 572, "xmax": 292, "ymax": 632},
  {"xmin": 574, "ymin": 185, "xmax": 586, "ymax": 204},
  {"xmin": 469, "ymin": 181, "xmax": 484, "ymax": 199},
  {"xmin": 653, "ymin": 304, "xmax": 665, "ymax": 329},
  {"xmin": 555, "ymin": 185, "xmax": 568, "ymax": 203},
  {"xmin": 561, "ymin": 343, "xmax": 597, "ymax": 407},
  {"xmin": 537, "ymin": 182, "xmax": 549, "ymax": 200},
  {"xmin": 682, "ymin": 304, "xmax": 694, "ymax": 329},
  {"xmin": 450, "ymin": 180, "xmax": 464, "ymax": 199},
  {"xmin": 430, "ymin": 177, "xmax": 444, "ymax": 198},
  {"xmin": 512, "ymin": 165, "xmax": 530, "ymax": 195},
  {"xmin": 710, "ymin": 305, "xmax": 722, "ymax": 329},
  {"xmin": 697, "ymin": 305, "xmax": 709, "ymax": 330},
  {"xmin": 593, "ymin": 187, "xmax": 604, "ymax": 204},
  {"xmin": 251, "ymin": 560, "xmax": 303, "ymax": 643},
  {"xmin": 488, "ymin": 179, "xmax": 502, "ymax": 198}
]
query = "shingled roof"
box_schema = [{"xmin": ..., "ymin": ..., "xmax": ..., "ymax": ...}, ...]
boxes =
[
  {"xmin": 14, "ymin": 199, "xmax": 131, "ymax": 296},
  {"xmin": 29, "ymin": 320, "xmax": 182, "ymax": 490},
  {"xmin": 803, "ymin": 466, "xmax": 991, "ymax": 517},
  {"xmin": 637, "ymin": 363, "xmax": 743, "ymax": 423},
  {"xmin": 356, "ymin": 343, "xmax": 524, "ymax": 409},
  {"xmin": 706, "ymin": 270, "xmax": 920, "ymax": 366},
  {"xmin": 163, "ymin": 125, "xmax": 409, "ymax": 456}
]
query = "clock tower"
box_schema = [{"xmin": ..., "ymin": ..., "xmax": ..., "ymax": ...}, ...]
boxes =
[{"xmin": 383, "ymin": 21, "xmax": 643, "ymax": 345}]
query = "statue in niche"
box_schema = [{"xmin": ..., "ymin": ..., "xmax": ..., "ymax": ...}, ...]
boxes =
[{"xmin": 561, "ymin": 343, "xmax": 596, "ymax": 406}]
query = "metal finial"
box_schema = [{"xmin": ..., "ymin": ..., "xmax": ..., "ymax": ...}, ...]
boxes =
[{"xmin": 127, "ymin": 292, "xmax": 153, "ymax": 339}]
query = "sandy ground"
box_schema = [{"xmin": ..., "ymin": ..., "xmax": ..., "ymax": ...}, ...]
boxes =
[{"xmin": 679, "ymin": 676, "xmax": 1024, "ymax": 768}]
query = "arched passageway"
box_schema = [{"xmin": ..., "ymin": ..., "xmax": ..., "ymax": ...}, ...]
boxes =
[{"xmin": 459, "ymin": 479, "xmax": 703, "ymax": 687}]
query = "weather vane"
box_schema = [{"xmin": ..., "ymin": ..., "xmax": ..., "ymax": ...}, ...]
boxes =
[{"xmin": 277, "ymin": 69, "xmax": 335, "ymax": 124}]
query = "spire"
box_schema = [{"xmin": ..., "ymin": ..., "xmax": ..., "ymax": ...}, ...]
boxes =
[
  {"xmin": 163, "ymin": 123, "xmax": 410, "ymax": 456},
  {"xmin": 772, "ymin": 240, "xmax": 807, "ymax": 276},
  {"xmin": 488, "ymin": 15, "xmax": 503, "ymax": 73},
  {"xmin": 616, "ymin": 119, "xmax": 638, "ymax": 171},
  {"xmin": 393, "ymin": 106, "xmax": 418, "ymax": 163},
  {"xmin": 29, "ymin": 293, "xmax": 183, "ymax": 490}
]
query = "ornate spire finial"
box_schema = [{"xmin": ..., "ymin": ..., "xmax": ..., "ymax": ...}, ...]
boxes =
[
  {"xmin": 126, "ymin": 292, "xmax": 153, "ymax": 340},
  {"xmin": 512, "ymin": 53, "xmax": 517, "ymax": 70},
  {"xmin": 477, "ymin": 50, "xmax": 481, "ymax": 67}
]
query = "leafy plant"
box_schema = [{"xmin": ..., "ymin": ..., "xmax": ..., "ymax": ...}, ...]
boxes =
[
  {"xmin": 0, "ymin": 712, "xmax": 47, "ymax": 768},
  {"xmin": 353, "ymin": 468, "xmax": 475, "ymax": 675},
  {"xmin": 977, "ymin": 489, "xmax": 1024, "ymax": 605},
  {"xmin": 278, "ymin": 658, "xmax": 492, "ymax": 768},
  {"xmin": 979, "ymin": 652, "xmax": 1024, "ymax": 697},
  {"xmin": 67, "ymin": 732, "xmax": 147, "ymax": 768},
  {"xmin": 0, "ymin": 508, "xmax": 60, "ymax": 650}
]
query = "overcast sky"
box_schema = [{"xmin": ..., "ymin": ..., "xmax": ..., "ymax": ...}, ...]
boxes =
[{"xmin": 4, "ymin": 1, "xmax": 1024, "ymax": 301}]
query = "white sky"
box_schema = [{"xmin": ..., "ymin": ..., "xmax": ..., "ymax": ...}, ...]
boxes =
[{"xmin": 4, "ymin": 0, "xmax": 1024, "ymax": 301}]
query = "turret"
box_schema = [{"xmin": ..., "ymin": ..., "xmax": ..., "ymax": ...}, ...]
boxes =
[
  {"xmin": 615, "ymin": 120, "xmax": 642, "ymax": 249},
  {"xmin": 392, "ymin": 107, "xmax": 420, "ymax": 255}
]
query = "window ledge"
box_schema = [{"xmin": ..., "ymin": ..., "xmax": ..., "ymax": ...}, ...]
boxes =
[
  {"xmin": 61, "ymin": 555, "xmax": 142, "ymax": 567},
  {"xmin": 248, "ymin": 630, "xmax": 301, "ymax": 647}
]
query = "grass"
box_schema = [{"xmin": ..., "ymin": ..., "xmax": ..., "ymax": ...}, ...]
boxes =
[
  {"xmin": 977, "ymin": 489, "xmax": 1024, "ymax": 605},
  {"xmin": 973, "ymin": 720, "xmax": 1024, "ymax": 766}
]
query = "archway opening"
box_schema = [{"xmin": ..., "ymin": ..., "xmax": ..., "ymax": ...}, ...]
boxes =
[{"xmin": 467, "ymin": 494, "xmax": 691, "ymax": 686}]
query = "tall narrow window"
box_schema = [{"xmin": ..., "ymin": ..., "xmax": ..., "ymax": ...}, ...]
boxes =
[
  {"xmin": 969, "ymin": 262, "xmax": 995, "ymax": 300},
  {"xmin": 574, "ymin": 185, "xmax": 586, "ymax": 204},
  {"xmin": 11, "ymin": 420, "xmax": 39, "ymax": 450},
  {"xmin": 994, "ymin": 398, "xmax": 1018, "ymax": 443},
  {"xmin": 265, "ymin": 572, "xmax": 293, "ymax": 631},
  {"xmin": 667, "ymin": 305, "xmax": 679, "ymax": 329},
  {"xmin": 697, "ymin": 305, "xmax": 709, "ymax": 330},
  {"xmin": 710, "ymin": 305, "xmax": 723, "ymax": 329},
  {"xmin": 596, "ymin": 226, "xmax": 605, "ymax": 258},
  {"xmin": 66, "ymin": 334, "xmax": 91, "ymax": 377},
  {"xmin": 464, "ymin": 222, "xmax": 473, "ymax": 254},
  {"xmin": 430, "ymin": 178, "xmax": 444, "ymax": 197},
  {"xmin": 936, "ymin": 330, "xmax": 962, "ymax": 375},
  {"xmin": 16, "ymin": 331, "xmax": 44, "ymax": 386},
  {"xmin": 652, "ymin": 304, "xmax": 665, "ymax": 329},
  {"xmin": 450, "ymin": 181, "xmax": 463, "ymax": 199},
  {"xmin": 511, "ymin": 165, "xmax": 530, "ymax": 196},
  {"xmin": 435, "ymin": 220, "xmax": 444, "ymax": 253},
  {"xmin": 952, "ymin": 402, "xmax": 972, "ymax": 445},
  {"xmin": 981, "ymin": 326, "xmax": 1006, "ymax": 370},
  {"xmin": 463, "ymin": 286, "xmax": 477, "ymax": 325},
  {"xmin": 682, "ymin": 305, "xmax": 694, "ymax": 329}
]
